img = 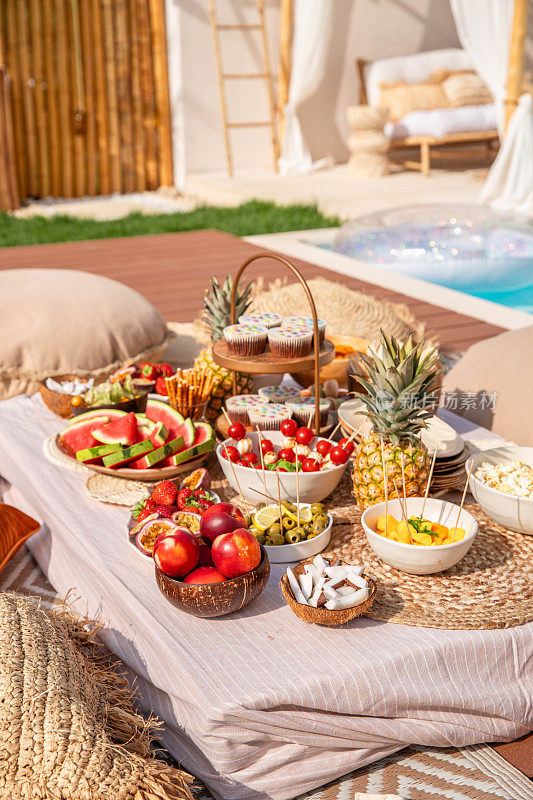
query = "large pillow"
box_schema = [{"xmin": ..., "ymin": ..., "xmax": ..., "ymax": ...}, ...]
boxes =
[
  {"xmin": 379, "ymin": 80, "xmax": 447, "ymax": 121},
  {"xmin": 441, "ymin": 326, "xmax": 533, "ymax": 446},
  {"xmin": 0, "ymin": 269, "xmax": 175, "ymax": 400},
  {"xmin": 440, "ymin": 71, "xmax": 493, "ymax": 107}
]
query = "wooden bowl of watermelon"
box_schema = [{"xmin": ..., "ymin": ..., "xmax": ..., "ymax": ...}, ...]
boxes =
[{"xmin": 56, "ymin": 399, "xmax": 215, "ymax": 480}]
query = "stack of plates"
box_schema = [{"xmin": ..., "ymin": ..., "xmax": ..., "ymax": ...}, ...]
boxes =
[{"xmin": 338, "ymin": 399, "xmax": 468, "ymax": 492}]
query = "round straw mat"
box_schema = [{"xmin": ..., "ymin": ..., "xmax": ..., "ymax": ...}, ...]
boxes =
[
  {"xmin": 249, "ymin": 277, "xmax": 427, "ymax": 341},
  {"xmin": 322, "ymin": 501, "xmax": 533, "ymax": 630},
  {"xmin": 85, "ymin": 473, "xmax": 150, "ymax": 506},
  {"xmin": 43, "ymin": 435, "xmax": 89, "ymax": 473}
]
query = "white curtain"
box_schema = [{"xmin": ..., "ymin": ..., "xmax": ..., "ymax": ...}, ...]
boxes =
[
  {"xmin": 479, "ymin": 93, "xmax": 533, "ymax": 215},
  {"xmin": 278, "ymin": 0, "xmax": 335, "ymax": 175},
  {"xmin": 450, "ymin": 0, "xmax": 513, "ymax": 135}
]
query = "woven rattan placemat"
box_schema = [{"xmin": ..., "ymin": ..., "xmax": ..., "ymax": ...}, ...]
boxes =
[
  {"xmin": 85, "ymin": 473, "xmax": 150, "ymax": 506},
  {"xmin": 212, "ymin": 456, "xmax": 533, "ymax": 631}
]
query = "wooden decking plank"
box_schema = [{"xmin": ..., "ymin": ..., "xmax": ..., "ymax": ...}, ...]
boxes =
[{"xmin": 0, "ymin": 229, "xmax": 506, "ymax": 352}]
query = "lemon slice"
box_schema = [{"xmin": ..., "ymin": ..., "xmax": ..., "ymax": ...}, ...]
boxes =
[
  {"xmin": 253, "ymin": 505, "xmax": 281, "ymax": 531},
  {"xmin": 283, "ymin": 506, "xmax": 313, "ymax": 524}
]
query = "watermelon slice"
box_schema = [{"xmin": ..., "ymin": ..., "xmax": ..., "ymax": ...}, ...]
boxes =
[
  {"xmin": 60, "ymin": 416, "xmax": 110, "ymax": 453},
  {"xmin": 160, "ymin": 422, "xmax": 214, "ymax": 467},
  {"xmin": 129, "ymin": 436, "xmax": 185, "ymax": 470},
  {"xmin": 93, "ymin": 412, "xmax": 138, "ymax": 446},
  {"xmin": 67, "ymin": 408, "xmax": 126, "ymax": 426},
  {"xmin": 150, "ymin": 421, "xmax": 168, "ymax": 447},
  {"xmin": 145, "ymin": 399, "xmax": 185, "ymax": 439},
  {"xmin": 76, "ymin": 443, "xmax": 122, "ymax": 463},
  {"xmin": 102, "ymin": 439, "xmax": 155, "ymax": 468}
]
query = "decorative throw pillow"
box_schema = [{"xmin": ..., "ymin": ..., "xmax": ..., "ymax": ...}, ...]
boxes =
[
  {"xmin": 0, "ymin": 593, "xmax": 193, "ymax": 800},
  {"xmin": 379, "ymin": 80, "xmax": 447, "ymax": 121},
  {"xmin": 441, "ymin": 326, "xmax": 533, "ymax": 446},
  {"xmin": 0, "ymin": 269, "xmax": 175, "ymax": 401},
  {"xmin": 440, "ymin": 72, "xmax": 493, "ymax": 107}
]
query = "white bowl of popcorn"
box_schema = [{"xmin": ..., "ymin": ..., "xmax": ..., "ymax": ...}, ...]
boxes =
[{"xmin": 465, "ymin": 446, "xmax": 533, "ymax": 535}]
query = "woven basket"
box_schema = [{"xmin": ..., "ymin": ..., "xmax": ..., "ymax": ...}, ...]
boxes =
[
  {"xmin": 0, "ymin": 593, "xmax": 193, "ymax": 800},
  {"xmin": 39, "ymin": 373, "xmax": 84, "ymax": 418}
]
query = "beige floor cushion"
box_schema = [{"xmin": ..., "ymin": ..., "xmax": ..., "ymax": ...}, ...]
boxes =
[
  {"xmin": 442, "ymin": 326, "xmax": 533, "ymax": 446},
  {"xmin": 0, "ymin": 269, "xmax": 175, "ymax": 401}
]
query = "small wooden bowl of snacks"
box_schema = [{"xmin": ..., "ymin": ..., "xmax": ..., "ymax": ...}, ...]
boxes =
[
  {"xmin": 39, "ymin": 373, "xmax": 92, "ymax": 418},
  {"xmin": 155, "ymin": 545, "xmax": 270, "ymax": 618},
  {"xmin": 280, "ymin": 555, "xmax": 376, "ymax": 626}
]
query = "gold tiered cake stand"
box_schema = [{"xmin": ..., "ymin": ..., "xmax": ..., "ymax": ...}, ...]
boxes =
[{"xmin": 211, "ymin": 253, "xmax": 334, "ymax": 435}]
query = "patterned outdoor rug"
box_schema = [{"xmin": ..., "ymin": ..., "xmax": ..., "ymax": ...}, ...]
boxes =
[{"xmin": 2, "ymin": 546, "xmax": 532, "ymax": 800}]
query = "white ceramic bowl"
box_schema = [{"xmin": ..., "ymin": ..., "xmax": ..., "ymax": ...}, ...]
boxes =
[
  {"xmin": 216, "ymin": 430, "xmax": 348, "ymax": 504},
  {"xmin": 361, "ymin": 497, "xmax": 478, "ymax": 574},
  {"xmin": 260, "ymin": 503, "xmax": 333, "ymax": 563},
  {"xmin": 466, "ymin": 446, "xmax": 533, "ymax": 535}
]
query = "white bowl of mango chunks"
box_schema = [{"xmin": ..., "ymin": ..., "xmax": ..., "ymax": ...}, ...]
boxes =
[{"xmin": 361, "ymin": 497, "xmax": 478, "ymax": 575}]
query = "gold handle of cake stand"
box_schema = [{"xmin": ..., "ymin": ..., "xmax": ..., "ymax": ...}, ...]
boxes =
[{"xmin": 231, "ymin": 252, "xmax": 321, "ymax": 435}]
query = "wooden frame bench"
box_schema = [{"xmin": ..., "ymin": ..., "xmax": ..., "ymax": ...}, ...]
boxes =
[{"xmin": 356, "ymin": 58, "xmax": 500, "ymax": 177}]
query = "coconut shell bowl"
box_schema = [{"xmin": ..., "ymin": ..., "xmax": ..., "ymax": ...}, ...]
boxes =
[
  {"xmin": 155, "ymin": 545, "xmax": 270, "ymax": 618},
  {"xmin": 280, "ymin": 559, "xmax": 377, "ymax": 627},
  {"xmin": 39, "ymin": 373, "xmax": 86, "ymax": 419}
]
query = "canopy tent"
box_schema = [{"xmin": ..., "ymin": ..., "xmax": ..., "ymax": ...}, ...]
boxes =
[{"xmin": 278, "ymin": 0, "xmax": 532, "ymax": 214}]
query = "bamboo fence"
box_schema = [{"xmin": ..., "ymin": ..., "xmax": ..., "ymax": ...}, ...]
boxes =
[{"xmin": 0, "ymin": 0, "xmax": 173, "ymax": 209}]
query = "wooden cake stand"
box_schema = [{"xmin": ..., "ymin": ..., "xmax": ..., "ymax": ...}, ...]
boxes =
[{"xmin": 211, "ymin": 253, "xmax": 334, "ymax": 435}]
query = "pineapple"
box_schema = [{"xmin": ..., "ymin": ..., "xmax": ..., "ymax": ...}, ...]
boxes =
[
  {"xmin": 351, "ymin": 331, "xmax": 441, "ymax": 510},
  {"xmin": 194, "ymin": 275, "xmax": 254, "ymax": 422}
]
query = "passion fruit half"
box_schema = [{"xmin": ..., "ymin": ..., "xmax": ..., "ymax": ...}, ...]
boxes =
[
  {"xmin": 135, "ymin": 519, "xmax": 178, "ymax": 557},
  {"xmin": 179, "ymin": 467, "xmax": 211, "ymax": 492}
]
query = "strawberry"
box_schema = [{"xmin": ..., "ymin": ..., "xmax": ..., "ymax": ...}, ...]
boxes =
[
  {"xmin": 137, "ymin": 506, "xmax": 154, "ymax": 523},
  {"xmin": 152, "ymin": 480, "xmax": 177, "ymax": 505},
  {"xmin": 158, "ymin": 363, "xmax": 174, "ymax": 377},
  {"xmin": 140, "ymin": 362, "xmax": 157, "ymax": 380},
  {"xmin": 153, "ymin": 504, "xmax": 176, "ymax": 519},
  {"xmin": 155, "ymin": 376, "xmax": 168, "ymax": 396}
]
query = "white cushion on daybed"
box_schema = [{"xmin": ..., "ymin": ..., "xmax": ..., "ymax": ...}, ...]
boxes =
[
  {"xmin": 385, "ymin": 103, "xmax": 497, "ymax": 140},
  {"xmin": 366, "ymin": 48, "xmax": 473, "ymax": 107}
]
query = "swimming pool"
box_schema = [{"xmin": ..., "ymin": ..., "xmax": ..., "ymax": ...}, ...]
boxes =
[{"xmin": 330, "ymin": 205, "xmax": 533, "ymax": 314}]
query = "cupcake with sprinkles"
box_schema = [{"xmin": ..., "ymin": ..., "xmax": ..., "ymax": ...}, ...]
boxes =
[
  {"xmin": 282, "ymin": 315, "xmax": 327, "ymax": 344},
  {"xmin": 238, "ymin": 312, "xmax": 282, "ymax": 330},
  {"xmin": 248, "ymin": 403, "xmax": 292, "ymax": 431},
  {"xmin": 267, "ymin": 325, "xmax": 313, "ymax": 358},
  {"xmin": 287, "ymin": 397, "xmax": 331, "ymax": 428},
  {"xmin": 223, "ymin": 323, "xmax": 267, "ymax": 356},
  {"xmin": 225, "ymin": 394, "xmax": 263, "ymax": 425},
  {"xmin": 258, "ymin": 385, "xmax": 302, "ymax": 404}
]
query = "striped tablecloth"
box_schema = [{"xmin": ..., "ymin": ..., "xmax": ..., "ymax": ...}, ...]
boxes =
[{"xmin": 0, "ymin": 394, "xmax": 531, "ymax": 800}]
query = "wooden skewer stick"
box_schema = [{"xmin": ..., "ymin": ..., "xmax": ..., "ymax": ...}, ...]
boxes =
[
  {"xmin": 222, "ymin": 407, "xmax": 232, "ymax": 426},
  {"xmin": 342, "ymin": 422, "xmax": 365, "ymax": 449},
  {"xmin": 307, "ymin": 408, "xmax": 314, "ymax": 429},
  {"xmin": 381, "ymin": 439, "xmax": 388, "ymax": 537},
  {"xmin": 421, "ymin": 447, "xmax": 438, "ymax": 518},
  {"xmin": 328, "ymin": 421, "xmax": 341, "ymax": 441},
  {"xmin": 392, "ymin": 477, "xmax": 408, "ymax": 525},
  {"xmin": 295, "ymin": 449, "xmax": 300, "ymax": 528},
  {"xmin": 256, "ymin": 429, "xmax": 268, "ymax": 496},
  {"xmin": 452, "ymin": 461, "xmax": 474, "ymax": 542},
  {"xmin": 224, "ymin": 445, "xmax": 248, "ymax": 512},
  {"xmin": 276, "ymin": 468, "xmax": 283, "ymax": 527},
  {"xmin": 400, "ymin": 453, "xmax": 413, "ymax": 542},
  {"xmin": 249, "ymin": 486, "xmax": 278, "ymax": 504}
]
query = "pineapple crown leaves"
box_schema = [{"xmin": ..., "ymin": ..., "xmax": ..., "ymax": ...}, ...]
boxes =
[
  {"xmin": 201, "ymin": 275, "xmax": 253, "ymax": 343},
  {"xmin": 353, "ymin": 330, "xmax": 441, "ymax": 446}
]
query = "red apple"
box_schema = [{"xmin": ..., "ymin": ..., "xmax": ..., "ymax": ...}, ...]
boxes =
[
  {"xmin": 153, "ymin": 527, "xmax": 199, "ymax": 578},
  {"xmin": 198, "ymin": 542, "xmax": 214, "ymax": 567},
  {"xmin": 183, "ymin": 566, "xmax": 226, "ymax": 584},
  {"xmin": 211, "ymin": 528, "xmax": 261, "ymax": 578},
  {"xmin": 200, "ymin": 502, "xmax": 247, "ymax": 543}
]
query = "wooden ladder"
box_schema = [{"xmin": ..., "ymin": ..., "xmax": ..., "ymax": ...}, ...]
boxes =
[{"xmin": 208, "ymin": 0, "xmax": 279, "ymax": 177}]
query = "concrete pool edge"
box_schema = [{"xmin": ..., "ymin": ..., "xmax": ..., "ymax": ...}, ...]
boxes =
[{"xmin": 245, "ymin": 229, "xmax": 532, "ymax": 331}]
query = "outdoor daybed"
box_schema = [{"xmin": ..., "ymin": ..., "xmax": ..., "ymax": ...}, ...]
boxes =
[{"xmin": 357, "ymin": 48, "xmax": 499, "ymax": 176}]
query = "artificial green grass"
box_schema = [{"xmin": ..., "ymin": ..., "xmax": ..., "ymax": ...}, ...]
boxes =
[{"xmin": 0, "ymin": 200, "xmax": 339, "ymax": 248}]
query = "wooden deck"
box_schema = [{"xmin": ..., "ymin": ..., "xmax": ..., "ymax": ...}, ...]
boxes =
[{"xmin": 1, "ymin": 229, "xmax": 504, "ymax": 351}]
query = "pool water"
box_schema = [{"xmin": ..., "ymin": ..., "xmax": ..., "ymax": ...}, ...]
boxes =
[{"xmin": 327, "ymin": 205, "xmax": 533, "ymax": 314}]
